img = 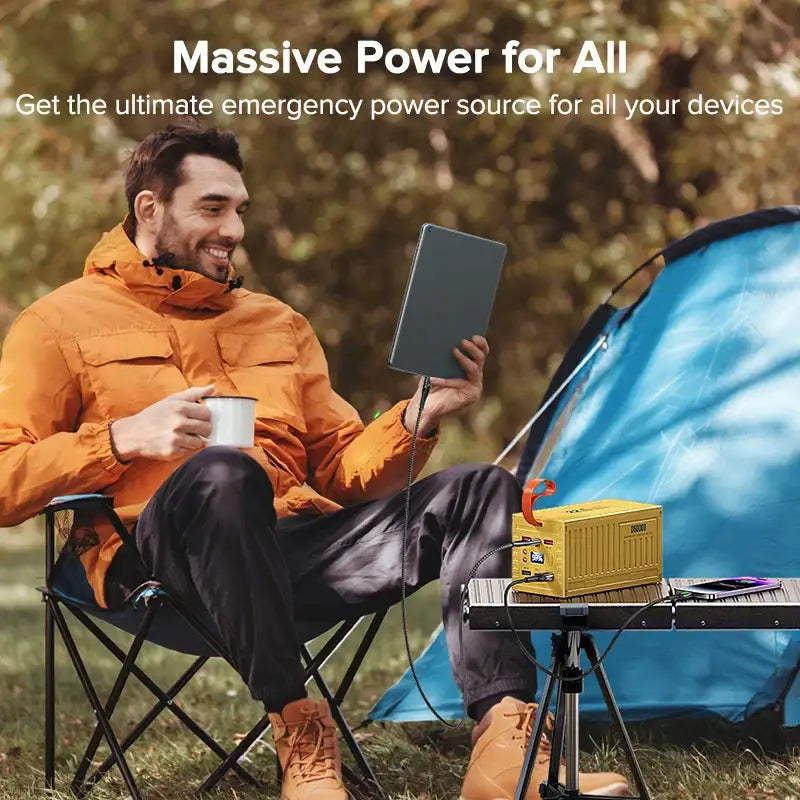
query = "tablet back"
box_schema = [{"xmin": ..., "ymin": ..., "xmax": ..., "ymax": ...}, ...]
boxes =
[{"xmin": 389, "ymin": 224, "xmax": 507, "ymax": 379}]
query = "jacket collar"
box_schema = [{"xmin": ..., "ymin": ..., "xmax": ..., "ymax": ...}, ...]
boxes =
[{"xmin": 83, "ymin": 219, "xmax": 240, "ymax": 311}]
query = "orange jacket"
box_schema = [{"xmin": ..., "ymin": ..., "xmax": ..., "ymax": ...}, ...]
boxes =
[{"xmin": 0, "ymin": 222, "xmax": 436, "ymax": 606}]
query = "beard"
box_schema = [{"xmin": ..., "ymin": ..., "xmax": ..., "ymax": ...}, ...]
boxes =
[{"xmin": 153, "ymin": 210, "xmax": 233, "ymax": 283}]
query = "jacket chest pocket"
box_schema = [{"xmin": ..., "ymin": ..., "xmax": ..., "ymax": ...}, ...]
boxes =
[
  {"xmin": 216, "ymin": 327, "xmax": 307, "ymax": 434},
  {"xmin": 78, "ymin": 331, "xmax": 186, "ymax": 420}
]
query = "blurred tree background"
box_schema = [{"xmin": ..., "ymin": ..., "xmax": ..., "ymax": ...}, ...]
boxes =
[{"xmin": 0, "ymin": 0, "xmax": 798, "ymax": 467}]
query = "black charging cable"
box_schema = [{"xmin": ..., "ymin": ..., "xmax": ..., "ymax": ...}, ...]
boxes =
[
  {"xmin": 400, "ymin": 386, "xmax": 550, "ymax": 726},
  {"xmin": 399, "ymin": 385, "xmax": 555, "ymax": 724},
  {"xmin": 456, "ymin": 541, "xmax": 547, "ymax": 683},
  {"xmin": 400, "ymin": 376, "xmax": 467, "ymax": 726},
  {"xmin": 501, "ymin": 577, "xmax": 691, "ymax": 682}
]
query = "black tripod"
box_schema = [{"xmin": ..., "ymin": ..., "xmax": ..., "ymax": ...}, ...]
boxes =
[{"xmin": 514, "ymin": 606, "xmax": 650, "ymax": 800}]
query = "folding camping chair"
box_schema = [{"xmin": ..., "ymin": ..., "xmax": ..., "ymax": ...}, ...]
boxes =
[{"xmin": 39, "ymin": 493, "xmax": 387, "ymax": 799}]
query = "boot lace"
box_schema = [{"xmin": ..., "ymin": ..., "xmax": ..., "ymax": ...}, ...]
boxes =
[
  {"xmin": 504, "ymin": 704, "xmax": 555, "ymax": 760},
  {"xmin": 282, "ymin": 715, "xmax": 339, "ymax": 784}
]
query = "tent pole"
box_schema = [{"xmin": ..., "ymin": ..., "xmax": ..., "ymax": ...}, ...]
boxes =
[{"xmin": 494, "ymin": 334, "xmax": 608, "ymax": 467}]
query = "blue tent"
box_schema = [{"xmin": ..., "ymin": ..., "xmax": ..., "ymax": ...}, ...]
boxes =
[{"xmin": 372, "ymin": 207, "xmax": 800, "ymax": 725}]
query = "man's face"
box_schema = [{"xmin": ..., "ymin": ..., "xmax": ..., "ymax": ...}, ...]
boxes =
[{"xmin": 154, "ymin": 154, "xmax": 250, "ymax": 282}]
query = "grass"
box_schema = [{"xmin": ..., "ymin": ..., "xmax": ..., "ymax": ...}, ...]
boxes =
[{"xmin": 3, "ymin": 522, "xmax": 800, "ymax": 799}]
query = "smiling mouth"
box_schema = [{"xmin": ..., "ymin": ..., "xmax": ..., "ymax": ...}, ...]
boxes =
[
  {"xmin": 201, "ymin": 245, "xmax": 232, "ymax": 268},
  {"xmin": 202, "ymin": 246, "xmax": 230, "ymax": 259}
]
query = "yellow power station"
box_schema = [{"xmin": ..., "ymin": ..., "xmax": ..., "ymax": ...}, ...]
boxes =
[{"xmin": 511, "ymin": 496, "xmax": 663, "ymax": 598}]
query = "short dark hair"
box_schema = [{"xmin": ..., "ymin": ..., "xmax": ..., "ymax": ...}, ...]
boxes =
[{"xmin": 124, "ymin": 122, "xmax": 243, "ymax": 234}]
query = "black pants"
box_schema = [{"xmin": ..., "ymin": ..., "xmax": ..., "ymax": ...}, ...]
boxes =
[{"xmin": 106, "ymin": 447, "xmax": 535, "ymax": 715}]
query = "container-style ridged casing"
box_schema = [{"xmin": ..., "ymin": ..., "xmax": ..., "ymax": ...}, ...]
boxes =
[{"xmin": 511, "ymin": 499, "xmax": 662, "ymax": 597}]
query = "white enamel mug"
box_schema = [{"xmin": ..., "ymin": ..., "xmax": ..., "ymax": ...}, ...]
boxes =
[{"xmin": 204, "ymin": 395, "xmax": 256, "ymax": 448}]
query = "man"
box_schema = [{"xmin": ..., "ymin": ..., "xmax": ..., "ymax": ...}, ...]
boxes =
[{"xmin": 0, "ymin": 123, "xmax": 628, "ymax": 799}]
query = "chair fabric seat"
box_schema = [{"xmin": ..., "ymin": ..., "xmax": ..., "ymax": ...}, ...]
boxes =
[{"xmin": 48, "ymin": 553, "xmax": 333, "ymax": 657}]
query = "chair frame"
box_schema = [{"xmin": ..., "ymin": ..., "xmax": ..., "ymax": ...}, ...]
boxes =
[{"xmin": 40, "ymin": 495, "xmax": 386, "ymax": 799}]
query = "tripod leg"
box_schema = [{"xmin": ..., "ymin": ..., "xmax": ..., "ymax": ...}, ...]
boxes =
[
  {"xmin": 515, "ymin": 636, "xmax": 562, "ymax": 800},
  {"xmin": 546, "ymin": 680, "xmax": 567, "ymax": 789},
  {"xmin": 583, "ymin": 635, "xmax": 650, "ymax": 800},
  {"xmin": 562, "ymin": 631, "xmax": 582, "ymax": 793}
]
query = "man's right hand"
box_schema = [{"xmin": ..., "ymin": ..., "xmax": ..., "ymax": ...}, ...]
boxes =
[{"xmin": 109, "ymin": 385, "xmax": 215, "ymax": 462}]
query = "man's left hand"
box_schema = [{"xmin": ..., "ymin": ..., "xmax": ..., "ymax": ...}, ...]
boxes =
[{"xmin": 403, "ymin": 335, "xmax": 489, "ymax": 437}]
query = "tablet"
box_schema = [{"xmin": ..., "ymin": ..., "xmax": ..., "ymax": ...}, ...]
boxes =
[{"xmin": 388, "ymin": 224, "xmax": 507, "ymax": 379}]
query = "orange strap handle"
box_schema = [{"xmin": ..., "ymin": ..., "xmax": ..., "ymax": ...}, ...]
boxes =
[{"xmin": 521, "ymin": 478, "xmax": 557, "ymax": 526}]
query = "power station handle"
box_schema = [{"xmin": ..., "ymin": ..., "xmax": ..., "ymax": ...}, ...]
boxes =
[{"xmin": 522, "ymin": 478, "xmax": 557, "ymax": 526}]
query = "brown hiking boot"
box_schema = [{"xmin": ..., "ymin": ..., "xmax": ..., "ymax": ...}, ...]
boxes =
[
  {"xmin": 459, "ymin": 696, "xmax": 629, "ymax": 799},
  {"xmin": 269, "ymin": 698, "xmax": 348, "ymax": 800}
]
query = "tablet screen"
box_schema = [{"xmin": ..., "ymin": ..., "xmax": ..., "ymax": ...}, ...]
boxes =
[{"xmin": 388, "ymin": 224, "xmax": 507, "ymax": 379}]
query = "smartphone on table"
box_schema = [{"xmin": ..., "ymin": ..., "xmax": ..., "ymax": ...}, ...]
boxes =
[{"xmin": 680, "ymin": 577, "xmax": 782, "ymax": 600}]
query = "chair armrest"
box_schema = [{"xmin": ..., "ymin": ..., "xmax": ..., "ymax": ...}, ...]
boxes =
[
  {"xmin": 40, "ymin": 493, "xmax": 137, "ymax": 555},
  {"xmin": 40, "ymin": 494, "xmax": 114, "ymax": 515}
]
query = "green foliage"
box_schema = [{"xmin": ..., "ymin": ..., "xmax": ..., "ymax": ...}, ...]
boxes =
[{"xmin": 0, "ymin": 0, "xmax": 798, "ymax": 457}]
